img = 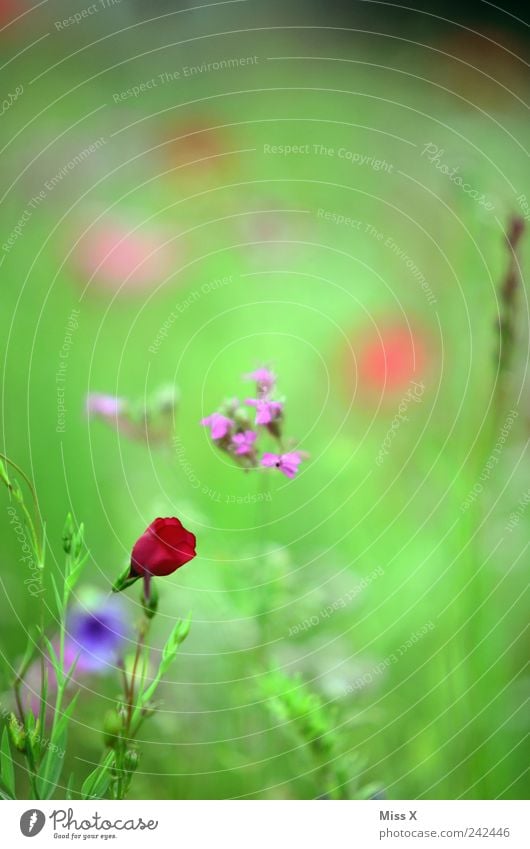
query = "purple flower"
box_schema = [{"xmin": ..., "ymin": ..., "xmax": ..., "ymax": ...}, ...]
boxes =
[
  {"xmin": 245, "ymin": 367, "xmax": 276, "ymax": 395},
  {"xmin": 261, "ymin": 451, "xmax": 303, "ymax": 478},
  {"xmin": 86, "ymin": 393, "xmax": 124, "ymax": 418},
  {"xmin": 245, "ymin": 398, "xmax": 283, "ymax": 426},
  {"xmin": 65, "ymin": 596, "xmax": 131, "ymax": 673},
  {"xmin": 231, "ymin": 430, "xmax": 257, "ymax": 455},
  {"xmin": 19, "ymin": 592, "xmax": 130, "ymax": 716},
  {"xmin": 201, "ymin": 413, "xmax": 233, "ymax": 440}
]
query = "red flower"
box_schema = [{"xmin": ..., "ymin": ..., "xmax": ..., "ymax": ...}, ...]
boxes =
[{"xmin": 130, "ymin": 517, "xmax": 196, "ymax": 578}]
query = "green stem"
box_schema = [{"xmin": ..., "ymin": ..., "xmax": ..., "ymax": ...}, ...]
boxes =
[
  {"xmin": 113, "ymin": 617, "xmax": 150, "ymax": 800},
  {"xmin": 24, "ymin": 740, "xmax": 41, "ymax": 800},
  {"xmin": 0, "ymin": 452, "xmax": 43, "ymax": 562}
]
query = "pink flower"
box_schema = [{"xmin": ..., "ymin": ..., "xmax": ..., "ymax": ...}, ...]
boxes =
[
  {"xmin": 86, "ymin": 394, "xmax": 125, "ymax": 418},
  {"xmin": 201, "ymin": 413, "xmax": 232, "ymax": 440},
  {"xmin": 245, "ymin": 367, "xmax": 276, "ymax": 395},
  {"xmin": 231, "ymin": 430, "xmax": 257, "ymax": 455},
  {"xmin": 245, "ymin": 398, "xmax": 283, "ymax": 426},
  {"xmin": 261, "ymin": 452, "xmax": 303, "ymax": 478}
]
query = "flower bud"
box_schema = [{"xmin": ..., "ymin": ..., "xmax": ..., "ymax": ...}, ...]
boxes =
[
  {"xmin": 72, "ymin": 523, "xmax": 85, "ymax": 559},
  {"xmin": 233, "ymin": 406, "xmax": 252, "ymax": 429},
  {"xmin": 8, "ymin": 713, "xmax": 26, "ymax": 752},
  {"xmin": 141, "ymin": 703, "xmax": 156, "ymax": 720},
  {"xmin": 124, "ymin": 749, "xmax": 139, "ymax": 772},
  {"xmin": 152, "ymin": 384, "xmax": 179, "ymax": 415},
  {"xmin": 62, "ymin": 513, "xmax": 74, "ymax": 554},
  {"xmin": 103, "ymin": 710, "xmax": 123, "ymax": 748}
]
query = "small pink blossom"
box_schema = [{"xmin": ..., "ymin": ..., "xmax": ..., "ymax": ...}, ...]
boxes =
[
  {"xmin": 86, "ymin": 393, "xmax": 124, "ymax": 418},
  {"xmin": 231, "ymin": 430, "xmax": 257, "ymax": 455},
  {"xmin": 245, "ymin": 398, "xmax": 283, "ymax": 426},
  {"xmin": 201, "ymin": 412, "xmax": 232, "ymax": 440},
  {"xmin": 261, "ymin": 451, "xmax": 303, "ymax": 478},
  {"xmin": 245, "ymin": 367, "xmax": 276, "ymax": 395}
]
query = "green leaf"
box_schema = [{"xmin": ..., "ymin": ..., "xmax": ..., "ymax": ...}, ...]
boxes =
[
  {"xmin": 24, "ymin": 710, "xmax": 36, "ymax": 735},
  {"xmin": 0, "ymin": 458, "xmax": 10, "ymax": 486},
  {"xmin": 160, "ymin": 617, "xmax": 191, "ymax": 675},
  {"xmin": 81, "ymin": 752, "xmax": 114, "ymax": 800},
  {"xmin": 65, "ymin": 772, "xmax": 76, "ymax": 800},
  {"xmin": 1, "ymin": 728, "xmax": 15, "ymax": 797},
  {"xmin": 36, "ymin": 694, "xmax": 78, "ymax": 799},
  {"xmin": 13, "ymin": 627, "xmax": 41, "ymax": 688},
  {"xmin": 65, "ymin": 553, "xmax": 89, "ymax": 594},
  {"xmin": 131, "ymin": 618, "xmax": 191, "ymax": 728},
  {"xmin": 0, "ymin": 774, "xmax": 15, "ymax": 800},
  {"xmin": 42, "ymin": 636, "xmax": 61, "ymax": 681},
  {"xmin": 356, "ymin": 782, "xmax": 384, "ymax": 800},
  {"xmin": 50, "ymin": 574, "xmax": 64, "ymax": 617},
  {"xmin": 36, "ymin": 742, "xmax": 65, "ymax": 799},
  {"xmin": 11, "ymin": 478, "xmax": 23, "ymax": 503},
  {"xmin": 38, "ymin": 663, "xmax": 49, "ymax": 750},
  {"xmin": 112, "ymin": 563, "xmax": 140, "ymax": 593},
  {"xmin": 52, "ymin": 694, "xmax": 79, "ymax": 746}
]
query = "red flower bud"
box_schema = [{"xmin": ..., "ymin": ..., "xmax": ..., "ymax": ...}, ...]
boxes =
[{"xmin": 130, "ymin": 517, "xmax": 196, "ymax": 578}]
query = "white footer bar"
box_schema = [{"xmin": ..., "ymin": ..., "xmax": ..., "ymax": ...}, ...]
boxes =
[{"xmin": 3, "ymin": 799, "xmax": 528, "ymax": 848}]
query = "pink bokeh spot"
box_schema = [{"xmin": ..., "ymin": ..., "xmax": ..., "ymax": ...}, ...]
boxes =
[
  {"xmin": 76, "ymin": 220, "xmax": 175, "ymax": 292},
  {"xmin": 357, "ymin": 323, "xmax": 428, "ymax": 394}
]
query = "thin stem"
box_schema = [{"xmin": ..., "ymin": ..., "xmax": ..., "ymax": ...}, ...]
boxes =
[
  {"xmin": 126, "ymin": 620, "xmax": 148, "ymax": 733},
  {"xmin": 39, "ymin": 556, "xmax": 71, "ymax": 794},
  {"xmin": 13, "ymin": 643, "xmax": 39, "ymax": 724},
  {"xmin": 0, "ymin": 452, "xmax": 43, "ymax": 560},
  {"xmin": 112, "ymin": 617, "xmax": 150, "ymax": 800},
  {"xmin": 118, "ymin": 659, "xmax": 129, "ymax": 700}
]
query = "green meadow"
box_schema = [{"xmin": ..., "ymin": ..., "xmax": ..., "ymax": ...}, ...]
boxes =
[{"xmin": 1, "ymin": 19, "xmax": 528, "ymax": 800}]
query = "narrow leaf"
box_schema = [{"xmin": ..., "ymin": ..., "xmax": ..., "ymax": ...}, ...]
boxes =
[
  {"xmin": 65, "ymin": 772, "xmax": 76, "ymax": 800},
  {"xmin": 81, "ymin": 752, "xmax": 114, "ymax": 800},
  {"xmin": 0, "ymin": 729, "xmax": 15, "ymax": 797},
  {"xmin": 36, "ymin": 694, "xmax": 79, "ymax": 799},
  {"xmin": 0, "ymin": 774, "xmax": 15, "ymax": 800},
  {"xmin": 50, "ymin": 574, "xmax": 64, "ymax": 616}
]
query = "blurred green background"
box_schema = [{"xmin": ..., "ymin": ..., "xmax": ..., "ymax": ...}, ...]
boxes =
[{"xmin": 0, "ymin": 0, "xmax": 528, "ymax": 799}]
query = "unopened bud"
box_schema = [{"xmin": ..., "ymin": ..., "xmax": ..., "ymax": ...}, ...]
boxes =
[
  {"xmin": 72, "ymin": 523, "xmax": 84, "ymax": 559},
  {"xmin": 8, "ymin": 713, "xmax": 26, "ymax": 752},
  {"xmin": 233, "ymin": 407, "xmax": 252, "ymax": 429},
  {"xmin": 124, "ymin": 749, "xmax": 139, "ymax": 772},
  {"xmin": 103, "ymin": 710, "xmax": 123, "ymax": 749},
  {"xmin": 62, "ymin": 513, "xmax": 74, "ymax": 554},
  {"xmin": 153, "ymin": 385, "xmax": 179, "ymax": 415}
]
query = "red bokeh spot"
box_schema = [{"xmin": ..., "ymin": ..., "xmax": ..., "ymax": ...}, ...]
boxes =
[
  {"xmin": 74, "ymin": 218, "xmax": 177, "ymax": 294},
  {"xmin": 357, "ymin": 323, "xmax": 428, "ymax": 394},
  {"xmin": 0, "ymin": 0, "xmax": 21, "ymax": 29}
]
